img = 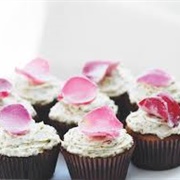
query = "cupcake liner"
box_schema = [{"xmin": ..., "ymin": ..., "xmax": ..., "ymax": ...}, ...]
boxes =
[
  {"xmin": 111, "ymin": 92, "xmax": 133, "ymax": 124},
  {"xmin": 127, "ymin": 127, "xmax": 180, "ymax": 170},
  {"xmin": 0, "ymin": 144, "xmax": 60, "ymax": 179},
  {"xmin": 47, "ymin": 119, "xmax": 77, "ymax": 139},
  {"xmin": 33, "ymin": 99, "xmax": 57, "ymax": 123},
  {"xmin": 61, "ymin": 145, "xmax": 135, "ymax": 180}
]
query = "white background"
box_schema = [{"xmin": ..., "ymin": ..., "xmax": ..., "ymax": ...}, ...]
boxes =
[{"xmin": 0, "ymin": 1, "xmax": 180, "ymax": 179}]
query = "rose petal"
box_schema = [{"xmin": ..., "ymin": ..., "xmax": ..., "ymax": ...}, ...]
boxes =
[
  {"xmin": 139, "ymin": 93, "xmax": 180, "ymax": 127},
  {"xmin": 15, "ymin": 58, "xmax": 50, "ymax": 85},
  {"xmin": 60, "ymin": 76, "xmax": 98, "ymax": 105},
  {"xmin": 139, "ymin": 96, "xmax": 168, "ymax": 120},
  {"xmin": 0, "ymin": 78, "xmax": 12, "ymax": 98},
  {"xmin": 137, "ymin": 69, "xmax": 173, "ymax": 87},
  {"xmin": 79, "ymin": 106, "xmax": 123, "ymax": 138},
  {"xmin": 158, "ymin": 93, "xmax": 180, "ymax": 127},
  {"xmin": 0, "ymin": 104, "xmax": 32, "ymax": 135},
  {"xmin": 82, "ymin": 61, "xmax": 119, "ymax": 83}
]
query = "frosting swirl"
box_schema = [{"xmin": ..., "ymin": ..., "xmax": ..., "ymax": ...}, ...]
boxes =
[
  {"xmin": 98, "ymin": 65, "xmax": 133, "ymax": 97},
  {"xmin": 0, "ymin": 121, "xmax": 60, "ymax": 157},
  {"xmin": 126, "ymin": 110, "xmax": 180, "ymax": 139},
  {"xmin": 49, "ymin": 92, "xmax": 118, "ymax": 124},
  {"xmin": 61, "ymin": 127, "xmax": 133, "ymax": 158},
  {"xmin": 14, "ymin": 75, "xmax": 60, "ymax": 105},
  {"xmin": 129, "ymin": 81, "xmax": 180, "ymax": 104}
]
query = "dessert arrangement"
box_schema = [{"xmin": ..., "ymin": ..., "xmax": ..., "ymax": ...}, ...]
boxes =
[{"xmin": 0, "ymin": 58, "xmax": 179, "ymax": 179}]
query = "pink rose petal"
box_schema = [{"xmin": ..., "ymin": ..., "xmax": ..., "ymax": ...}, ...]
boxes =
[
  {"xmin": 137, "ymin": 69, "xmax": 173, "ymax": 87},
  {"xmin": 82, "ymin": 61, "xmax": 119, "ymax": 83},
  {"xmin": 79, "ymin": 106, "xmax": 123, "ymax": 138},
  {"xmin": 0, "ymin": 78, "xmax": 12, "ymax": 98},
  {"xmin": 60, "ymin": 76, "xmax": 98, "ymax": 105},
  {"xmin": 139, "ymin": 93, "xmax": 180, "ymax": 127},
  {"xmin": 0, "ymin": 104, "xmax": 32, "ymax": 135},
  {"xmin": 15, "ymin": 58, "xmax": 50, "ymax": 85}
]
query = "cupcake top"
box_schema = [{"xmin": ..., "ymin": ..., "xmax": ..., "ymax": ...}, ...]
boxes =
[
  {"xmin": 82, "ymin": 60, "xmax": 133, "ymax": 97},
  {"xmin": 126, "ymin": 93, "xmax": 180, "ymax": 139},
  {"xmin": 14, "ymin": 58, "xmax": 61, "ymax": 105},
  {"xmin": 49, "ymin": 76, "xmax": 118, "ymax": 124},
  {"xmin": 129, "ymin": 69, "xmax": 180, "ymax": 103},
  {"xmin": 0, "ymin": 104, "xmax": 60, "ymax": 157},
  {"xmin": 61, "ymin": 106, "xmax": 134, "ymax": 158},
  {"xmin": 0, "ymin": 78, "xmax": 36, "ymax": 117}
]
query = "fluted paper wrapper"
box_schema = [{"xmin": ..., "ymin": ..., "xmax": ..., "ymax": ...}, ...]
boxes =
[
  {"xmin": 61, "ymin": 145, "xmax": 135, "ymax": 180},
  {"xmin": 47, "ymin": 119, "xmax": 77, "ymax": 139},
  {"xmin": 127, "ymin": 128, "xmax": 180, "ymax": 170},
  {"xmin": 33, "ymin": 99, "xmax": 57, "ymax": 123},
  {"xmin": 0, "ymin": 144, "xmax": 60, "ymax": 179},
  {"xmin": 111, "ymin": 92, "xmax": 135, "ymax": 124}
]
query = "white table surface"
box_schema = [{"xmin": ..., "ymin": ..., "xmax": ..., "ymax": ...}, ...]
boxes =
[{"xmin": 52, "ymin": 153, "xmax": 180, "ymax": 180}]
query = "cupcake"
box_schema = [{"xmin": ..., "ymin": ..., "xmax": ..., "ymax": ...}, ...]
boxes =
[
  {"xmin": 126, "ymin": 92, "xmax": 180, "ymax": 170},
  {"xmin": 129, "ymin": 68, "xmax": 180, "ymax": 112},
  {"xmin": 61, "ymin": 106, "xmax": 135, "ymax": 180},
  {"xmin": 49, "ymin": 76, "xmax": 118, "ymax": 138},
  {"xmin": 14, "ymin": 58, "xmax": 61, "ymax": 122},
  {"xmin": 0, "ymin": 104, "xmax": 60, "ymax": 179},
  {"xmin": 82, "ymin": 60, "xmax": 133, "ymax": 123},
  {"xmin": 0, "ymin": 78, "xmax": 37, "ymax": 120}
]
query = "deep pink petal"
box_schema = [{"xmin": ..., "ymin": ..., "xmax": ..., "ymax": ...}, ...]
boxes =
[
  {"xmin": 15, "ymin": 58, "xmax": 50, "ymax": 85},
  {"xmin": 137, "ymin": 69, "xmax": 173, "ymax": 87},
  {"xmin": 82, "ymin": 61, "xmax": 119, "ymax": 83},
  {"xmin": 139, "ymin": 93, "xmax": 180, "ymax": 127},
  {"xmin": 60, "ymin": 76, "xmax": 98, "ymax": 105},
  {"xmin": 0, "ymin": 78, "xmax": 12, "ymax": 98},
  {"xmin": 79, "ymin": 106, "xmax": 123, "ymax": 138},
  {"xmin": 0, "ymin": 104, "xmax": 32, "ymax": 135}
]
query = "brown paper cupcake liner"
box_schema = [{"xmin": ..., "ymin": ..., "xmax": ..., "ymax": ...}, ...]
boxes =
[
  {"xmin": 111, "ymin": 92, "xmax": 136, "ymax": 125},
  {"xmin": 127, "ymin": 127, "xmax": 180, "ymax": 170},
  {"xmin": 47, "ymin": 119, "xmax": 77, "ymax": 139},
  {"xmin": 0, "ymin": 144, "xmax": 60, "ymax": 179},
  {"xmin": 33, "ymin": 99, "xmax": 57, "ymax": 123},
  {"xmin": 61, "ymin": 145, "xmax": 135, "ymax": 180}
]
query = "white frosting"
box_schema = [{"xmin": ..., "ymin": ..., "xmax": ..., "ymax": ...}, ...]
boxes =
[
  {"xmin": 0, "ymin": 122, "xmax": 60, "ymax": 157},
  {"xmin": 49, "ymin": 92, "xmax": 118, "ymax": 124},
  {"xmin": 129, "ymin": 81, "xmax": 180, "ymax": 104},
  {"xmin": 98, "ymin": 65, "xmax": 134, "ymax": 97},
  {"xmin": 0, "ymin": 92, "xmax": 36, "ymax": 117},
  {"xmin": 61, "ymin": 127, "xmax": 134, "ymax": 158},
  {"xmin": 126, "ymin": 110, "xmax": 180, "ymax": 139},
  {"xmin": 14, "ymin": 75, "xmax": 61, "ymax": 105}
]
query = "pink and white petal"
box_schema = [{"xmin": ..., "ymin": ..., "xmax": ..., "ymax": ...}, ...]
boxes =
[
  {"xmin": 82, "ymin": 61, "xmax": 119, "ymax": 83},
  {"xmin": 137, "ymin": 69, "xmax": 173, "ymax": 87},
  {"xmin": 0, "ymin": 104, "xmax": 32, "ymax": 135},
  {"xmin": 61, "ymin": 76, "xmax": 98, "ymax": 105},
  {"xmin": 79, "ymin": 106, "xmax": 123, "ymax": 138},
  {"xmin": 15, "ymin": 58, "xmax": 50, "ymax": 85},
  {"xmin": 0, "ymin": 78, "xmax": 12, "ymax": 98}
]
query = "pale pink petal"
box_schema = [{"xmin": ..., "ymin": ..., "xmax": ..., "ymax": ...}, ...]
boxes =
[
  {"xmin": 0, "ymin": 78, "xmax": 12, "ymax": 98},
  {"xmin": 79, "ymin": 106, "xmax": 123, "ymax": 138},
  {"xmin": 82, "ymin": 61, "xmax": 119, "ymax": 83},
  {"xmin": 139, "ymin": 93, "xmax": 180, "ymax": 127},
  {"xmin": 15, "ymin": 58, "xmax": 50, "ymax": 85},
  {"xmin": 60, "ymin": 76, "xmax": 98, "ymax": 105},
  {"xmin": 0, "ymin": 104, "xmax": 32, "ymax": 135},
  {"xmin": 137, "ymin": 69, "xmax": 173, "ymax": 87}
]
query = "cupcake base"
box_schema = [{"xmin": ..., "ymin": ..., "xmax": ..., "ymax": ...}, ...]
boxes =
[
  {"xmin": 61, "ymin": 145, "xmax": 135, "ymax": 180},
  {"xmin": 47, "ymin": 119, "xmax": 77, "ymax": 139},
  {"xmin": 127, "ymin": 127, "xmax": 180, "ymax": 170},
  {"xmin": 0, "ymin": 144, "xmax": 60, "ymax": 179},
  {"xmin": 111, "ymin": 92, "xmax": 133, "ymax": 124},
  {"xmin": 33, "ymin": 100, "xmax": 57, "ymax": 123}
]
